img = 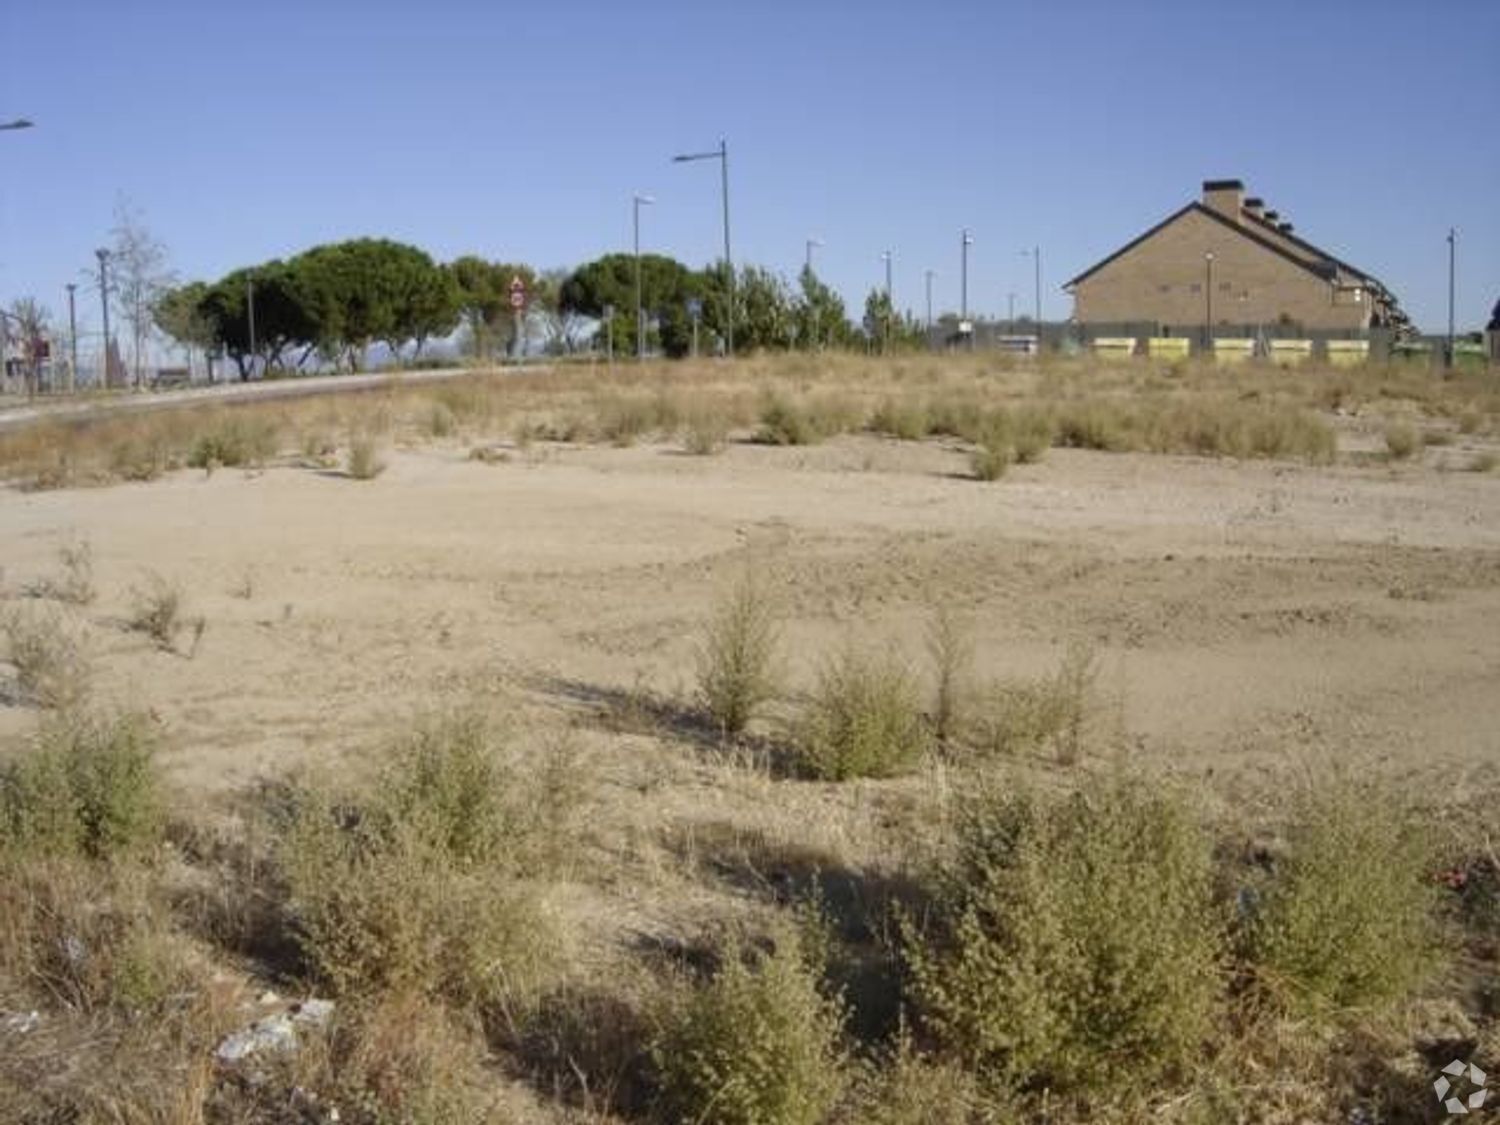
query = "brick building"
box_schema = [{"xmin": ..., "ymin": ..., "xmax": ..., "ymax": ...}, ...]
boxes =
[{"xmin": 1064, "ymin": 180, "xmax": 1410, "ymax": 339}]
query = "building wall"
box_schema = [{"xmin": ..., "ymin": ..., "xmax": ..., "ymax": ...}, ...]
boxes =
[{"xmin": 1072, "ymin": 209, "xmax": 1371, "ymax": 333}]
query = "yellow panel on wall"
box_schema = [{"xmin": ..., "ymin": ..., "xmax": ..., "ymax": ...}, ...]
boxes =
[
  {"xmin": 1269, "ymin": 340, "xmax": 1313, "ymax": 367},
  {"xmin": 1146, "ymin": 337, "xmax": 1191, "ymax": 360},
  {"xmin": 1091, "ymin": 338, "xmax": 1137, "ymax": 360},
  {"xmin": 1325, "ymin": 340, "xmax": 1369, "ymax": 367},
  {"xmin": 1212, "ymin": 338, "xmax": 1255, "ymax": 365}
]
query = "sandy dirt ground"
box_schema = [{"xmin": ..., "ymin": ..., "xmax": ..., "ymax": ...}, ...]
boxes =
[{"xmin": 2, "ymin": 427, "xmax": 1497, "ymax": 828}]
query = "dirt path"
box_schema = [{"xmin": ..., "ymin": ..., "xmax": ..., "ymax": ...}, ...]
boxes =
[{"xmin": 3, "ymin": 434, "xmax": 1497, "ymax": 810}]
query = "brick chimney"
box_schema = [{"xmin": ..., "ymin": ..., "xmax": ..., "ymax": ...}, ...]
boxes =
[
  {"xmin": 1202, "ymin": 179, "xmax": 1245, "ymax": 223},
  {"xmin": 1244, "ymin": 196, "xmax": 1265, "ymax": 220}
]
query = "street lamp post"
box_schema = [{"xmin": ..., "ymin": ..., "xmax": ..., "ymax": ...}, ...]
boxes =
[
  {"xmin": 1020, "ymin": 247, "xmax": 1042, "ymax": 352},
  {"xmin": 246, "ymin": 275, "xmax": 258, "ymax": 378},
  {"xmin": 672, "ymin": 139, "xmax": 733, "ymax": 357},
  {"xmin": 1204, "ymin": 252, "xmax": 1215, "ymax": 354},
  {"xmin": 924, "ymin": 269, "xmax": 936, "ymax": 332},
  {"xmin": 1447, "ymin": 228, "xmax": 1456, "ymax": 369},
  {"xmin": 94, "ymin": 249, "xmax": 112, "ymax": 388},
  {"xmin": 805, "ymin": 237, "xmax": 823, "ymax": 274},
  {"xmin": 633, "ymin": 193, "xmax": 655, "ymax": 361},
  {"xmin": 65, "ymin": 283, "xmax": 77, "ymax": 393},
  {"xmin": 881, "ymin": 250, "xmax": 894, "ymax": 351},
  {"xmin": 960, "ymin": 229, "xmax": 973, "ymax": 322},
  {"xmin": 1008, "ymin": 292, "xmax": 1016, "ymax": 333}
]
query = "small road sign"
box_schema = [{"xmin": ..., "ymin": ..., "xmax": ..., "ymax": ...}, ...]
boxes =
[
  {"xmin": 508, "ymin": 276, "xmax": 526, "ymax": 310},
  {"xmin": 686, "ymin": 298, "xmax": 703, "ymax": 319}
]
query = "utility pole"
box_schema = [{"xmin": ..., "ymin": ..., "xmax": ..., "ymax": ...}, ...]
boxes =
[
  {"xmin": 65, "ymin": 283, "xmax": 77, "ymax": 392},
  {"xmin": 805, "ymin": 237, "xmax": 822, "ymax": 273},
  {"xmin": 1008, "ymin": 292, "xmax": 1016, "ymax": 333},
  {"xmin": 95, "ymin": 249, "xmax": 112, "ymax": 388}
]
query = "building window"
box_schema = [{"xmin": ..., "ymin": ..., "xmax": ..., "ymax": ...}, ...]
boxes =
[
  {"xmin": 1158, "ymin": 284, "xmax": 1171, "ymax": 293},
  {"xmin": 1218, "ymin": 281, "xmax": 1232, "ymax": 292},
  {"xmin": 1190, "ymin": 283, "xmax": 1202, "ymax": 293}
]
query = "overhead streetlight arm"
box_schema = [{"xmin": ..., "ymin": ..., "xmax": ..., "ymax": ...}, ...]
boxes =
[
  {"xmin": 672, "ymin": 151, "xmax": 721, "ymax": 163},
  {"xmin": 0, "ymin": 118, "xmax": 35, "ymax": 131}
]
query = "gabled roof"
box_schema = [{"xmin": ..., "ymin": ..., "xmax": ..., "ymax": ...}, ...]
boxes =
[
  {"xmin": 1238, "ymin": 211, "xmax": 1394, "ymax": 297},
  {"xmin": 1064, "ymin": 202, "xmax": 1349, "ymax": 292}
]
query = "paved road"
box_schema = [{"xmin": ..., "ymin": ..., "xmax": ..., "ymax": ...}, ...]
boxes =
[{"xmin": 0, "ymin": 364, "xmax": 551, "ymax": 433}]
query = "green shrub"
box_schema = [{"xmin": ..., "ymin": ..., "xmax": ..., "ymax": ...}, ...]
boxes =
[
  {"xmin": 280, "ymin": 800, "xmax": 552, "ymax": 1008},
  {"xmin": 1384, "ymin": 422, "xmax": 1419, "ymax": 460},
  {"xmin": 848, "ymin": 1030, "xmax": 1005, "ymax": 1125},
  {"xmin": 652, "ymin": 929, "xmax": 846, "ymax": 1125},
  {"xmin": 3, "ymin": 605, "xmax": 92, "ymax": 709},
  {"xmin": 696, "ymin": 576, "xmax": 781, "ymax": 736},
  {"xmin": 347, "ymin": 435, "xmax": 387, "ymax": 479},
  {"xmin": 796, "ymin": 647, "xmax": 927, "ymax": 780},
  {"xmin": 1245, "ymin": 780, "xmax": 1438, "ymax": 1014},
  {"xmin": 907, "ymin": 776, "xmax": 1222, "ymax": 1098},
  {"xmin": 0, "ymin": 711, "xmax": 163, "ymax": 859},
  {"xmin": 277, "ymin": 711, "xmax": 574, "ymax": 1006},
  {"xmin": 381, "ymin": 710, "xmax": 518, "ymax": 865}
]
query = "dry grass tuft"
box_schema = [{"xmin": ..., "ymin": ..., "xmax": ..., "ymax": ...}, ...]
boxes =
[
  {"xmin": 128, "ymin": 572, "xmax": 191, "ymax": 652},
  {"xmin": 3, "ymin": 604, "xmax": 93, "ymax": 709},
  {"xmin": 975, "ymin": 641, "xmax": 1099, "ymax": 764},
  {"xmin": 346, "ymin": 434, "xmax": 387, "ymax": 480},
  {"xmin": 696, "ymin": 574, "xmax": 782, "ymax": 737}
]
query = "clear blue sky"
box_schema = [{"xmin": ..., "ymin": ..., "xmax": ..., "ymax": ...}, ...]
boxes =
[{"xmin": 2, "ymin": 0, "xmax": 1496, "ymax": 339}]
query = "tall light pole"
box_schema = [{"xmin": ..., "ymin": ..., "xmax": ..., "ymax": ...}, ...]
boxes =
[
  {"xmin": 960, "ymin": 229, "xmax": 973, "ymax": 323},
  {"xmin": 633, "ymin": 192, "xmax": 654, "ymax": 361},
  {"xmin": 1008, "ymin": 292, "xmax": 1016, "ymax": 333},
  {"xmin": 924, "ymin": 269, "xmax": 936, "ymax": 331},
  {"xmin": 246, "ymin": 274, "xmax": 258, "ymax": 378},
  {"xmin": 672, "ymin": 139, "xmax": 733, "ymax": 357},
  {"xmin": 881, "ymin": 251, "xmax": 894, "ymax": 351},
  {"xmin": 1020, "ymin": 246, "xmax": 1041, "ymax": 351},
  {"xmin": 95, "ymin": 249, "xmax": 112, "ymax": 388},
  {"xmin": 65, "ymin": 283, "xmax": 78, "ymax": 393},
  {"xmin": 805, "ymin": 237, "xmax": 822, "ymax": 274},
  {"xmin": 1204, "ymin": 252, "xmax": 1215, "ymax": 353},
  {"xmin": 1447, "ymin": 227, "xmax": 1456, "ymax": 369}
]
